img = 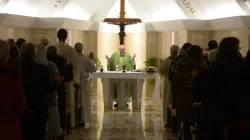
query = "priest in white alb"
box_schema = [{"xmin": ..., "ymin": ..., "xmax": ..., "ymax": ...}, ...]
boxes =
[
  {"xmin": 55, "ymin": 28, "xmax": 84, "ymax": 129},
  {"xmin": 158, "ymin": 45, "xmax": 179, "ymax": 128},
  {"xmin": 74, "ymin": 42, "xmax": 96, "ymax": 128},
  {"xmin": 105, "ymin": 45, "xmax": 136, "ymax": 108}
]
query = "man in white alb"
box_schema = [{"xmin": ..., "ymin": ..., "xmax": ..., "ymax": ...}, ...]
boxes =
[
  {"xmin": 55, "ymin": 28, "xmax": 84, "ymax": 129},
  {"xmin": 74, "ymin": 42, "xmax": 96, "ymax": 128}
]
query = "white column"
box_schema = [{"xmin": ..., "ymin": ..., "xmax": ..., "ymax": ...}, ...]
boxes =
[
  {"xmin": 131, "ymin": 79, "xmax": 145, "ymax": 109},
  {"xmin": 117, "ymin": 79, "xmax": 127, "ymax": 109},
  {"xmin": 101, "ymin": 78, "xmax": 114, "ymax": 109}
]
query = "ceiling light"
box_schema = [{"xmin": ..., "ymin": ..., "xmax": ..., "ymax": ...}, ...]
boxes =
[{"xmin": 245, "ymin": 0, "xmax": 250, "ymax": 8}]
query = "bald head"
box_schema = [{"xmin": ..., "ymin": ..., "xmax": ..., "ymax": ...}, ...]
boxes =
[
  {"xmin": 119, "ymin": 45, "xmax": 126, "ymax": 55},
  {"xmin": 40, "ymin": 38, "xmax": 49, "ymax": 46},
  {"xmin": 0, "ymin": 40, "xmax": 10, "ymax": 62}
]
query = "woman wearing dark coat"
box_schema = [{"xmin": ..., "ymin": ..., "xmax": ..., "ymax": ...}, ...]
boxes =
[
  {"xmin": 172, "ymin": 45, "xmax": 206, "ymax": 140},
  {"xmin": 20, "ymin": 42, "xmax": 56, "ymax": 140},
  {"xmin": 193, "ymin": 37, "xmax": 250, "ymax": 140}
]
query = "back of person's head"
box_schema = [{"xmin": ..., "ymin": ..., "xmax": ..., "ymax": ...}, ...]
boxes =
[
  {"xmin": 247, "ymin": 50, "xmax": 250, "ymax": 58},
  {"xmin": 74, "ymin": 42, "xmax": 83, "ymax": 52},
  {"xmin": 186, "ymin": 45, "xmax": 203, "ymax": 60},
  {"xmin": 35, "ymin": 44, "xmax": 48, "ymax": 65},
  {"xmin": 217, "ymin": 37, "xmax": 240, "ymax": 62},
  {"xmin": 182, "ymin": 43, "xmax": 192, "ymax": 53},
  {"xmin": 170, "ymin": 45, "xmax": 179, "ymax": 55},
  {"xmin": 40, "ymin": 38, "xmax": 49, "ymax": 46},
  {"xmin": 179, "ymin": 47, "xmax": 184, "ymax": 55},
  {"xmin": 6, "ymin": 38, "xmax": 15, "ymax": 44},
  {"xmin": 47, "ymin": 45, "xmax": 58, "ymax": 56},
  {"xmin": 16, "ymin": 38, "xmax": 26, "ymax": 49},
  {"xmin": 208, "ymin": 40, "xmax": 218, "ymax": 51},
  {"xmin": 57, "ymin": 28, "xmax": 68, "ymax": 41},
  {"xmin": 0, "ymin": 39, "xmax": 10, "ymax": 63},
  {"xmin": 20, "ymin": 42, "xmax": 36, "ymax": 61},
  {"xmin": 7, "ymin": 43, "xmax": 21, "ymax": 66},
  {"xmin": 245, "ymin": 50, "xmax": 250, "ymax": 65},
  {"xmin": 9, "ymin": 43, "xmax": 19, "ymax": 58}
]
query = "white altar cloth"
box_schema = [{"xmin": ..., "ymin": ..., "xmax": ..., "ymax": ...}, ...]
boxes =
[{"xmin": 89, "ymin": 71, "xmax": 161, "ymax": 109}]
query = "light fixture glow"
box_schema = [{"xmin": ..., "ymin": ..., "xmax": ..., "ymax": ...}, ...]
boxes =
[
  {"xmin": 106, "ymin": 0, "xmax": 139, "ymax": 18},
  {"xmin": 54, "ymin": 5, "xmax": 90, "ymax": 20},
  {"xmin": 151, "ymin": 6, "xmax": 187, "ymax": 22},
  {"xmin": 204, "ymin": 3, "xmax": 245, "ymax": 19},
  {"xmin": 246, "ymin": 0, "xmax": 250, "ymax": 8},
  {"xmin": 1, "ymin": 1, "xmax": 39, "ymax": 17}
]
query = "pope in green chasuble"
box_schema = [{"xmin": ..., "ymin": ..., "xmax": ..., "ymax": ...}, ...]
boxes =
[{"xmin": 105, "ymin": 45, "xmax": 136, "ymax": 106}]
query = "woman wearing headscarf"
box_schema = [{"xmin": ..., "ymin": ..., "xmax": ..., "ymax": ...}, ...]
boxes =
[{"xmin": 35, "ymin": 44, "xmax": 62, "ymax": 139}]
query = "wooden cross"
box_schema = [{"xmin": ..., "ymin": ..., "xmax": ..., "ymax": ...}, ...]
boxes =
[{"xmin": 103, "ymin": 0, "xmax": 142, "ymax": 45}]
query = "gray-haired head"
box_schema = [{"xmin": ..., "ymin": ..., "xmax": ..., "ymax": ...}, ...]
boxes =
[
  {"xmin": 179, "ymin": 47, "xmax": 184, "ymax": 55},
  {"xmin": 35, "ymin": 44, "xmax": 48, "ymax": 65},
  {"xmin": 170, "ymin": 45, "xmax": 179, "ymax": 55},
  {"xmin": 20, "ymin": 42, "xmax": 36, "ymax": 61},
  {"xmin": 0, "ymin": 39, "xmax": 10, "ymax": 63},
  {"xmin": 40, "ymin": 38, "xmax": 49, "ymax": 46},
  {"xmin": 74, "ymin": 42, "xmax": 83, "ymax": 51},
  {"xmin": 47, "ymin": 45, "xmax": 58, "ymax": 55}
]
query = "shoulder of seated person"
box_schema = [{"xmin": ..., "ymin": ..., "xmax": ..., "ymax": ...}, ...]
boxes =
[{"xmin": 0, "ymin": 65, "xmax": 21, "ymax": 78}]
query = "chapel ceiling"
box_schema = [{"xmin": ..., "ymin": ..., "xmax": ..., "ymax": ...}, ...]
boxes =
[{"xmin": 0, "ymin": 0, "xmax": 248, "ymax": 22}]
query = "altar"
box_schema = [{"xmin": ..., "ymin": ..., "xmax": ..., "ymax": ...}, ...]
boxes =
[{"xmin": 89, "ymin": 71, "xmax": 161, "ymax": 109}]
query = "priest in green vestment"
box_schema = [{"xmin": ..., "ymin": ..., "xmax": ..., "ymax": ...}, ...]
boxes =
[{"xmin": 105, "ymin": 45, "xmax": 136, "ymax": 107}]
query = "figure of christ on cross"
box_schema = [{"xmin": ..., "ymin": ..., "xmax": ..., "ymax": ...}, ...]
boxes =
[
  {"xmin": 112, "ymin": 21, "xmax": 135, "ymax": 45},
  {"xmin": 103, "ymin": 0, "xmax": 142, "ymax": 45}
]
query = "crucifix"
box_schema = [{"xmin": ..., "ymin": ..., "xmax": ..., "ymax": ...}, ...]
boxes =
[{"xmin": 103, "ymin": 0, "xmax": 142, "ymax": 45}]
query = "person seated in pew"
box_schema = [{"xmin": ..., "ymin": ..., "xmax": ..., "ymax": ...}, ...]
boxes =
[{"xmin": 105, "ymin": 45, "xmax": 136, "ymax": 108}]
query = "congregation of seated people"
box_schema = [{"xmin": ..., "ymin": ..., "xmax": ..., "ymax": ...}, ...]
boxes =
[
  {"xmin": 0, "ymin": 28, "xmax": 96, "ymax": 140},
  {"xmin": 1, "ymin": 33, "xmax": 250, "ymax": 140}
]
